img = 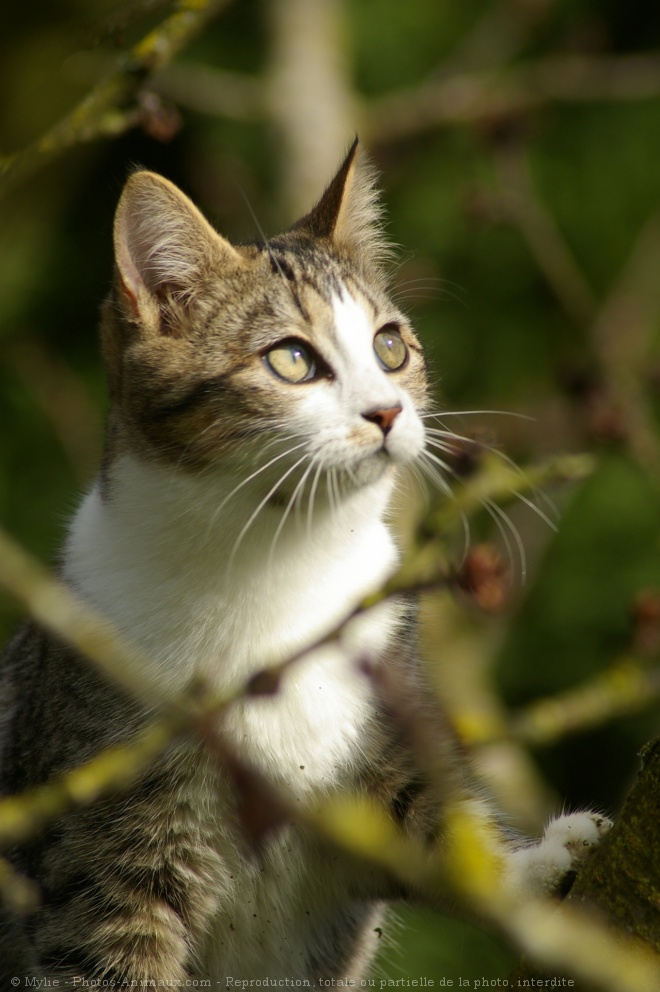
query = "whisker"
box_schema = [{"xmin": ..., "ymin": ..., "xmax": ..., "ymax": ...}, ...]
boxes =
[
  {"xmin": 421, "ymin": 450, "xmax": 459, "ymax": 497},
  {"xmin": 421, "ymin": 410, "xmax": 535, "ymax": 422},
  {"xmin": 417, "ymin": 453, "xmax": 471, "ymax": 566},
  {"xmin": 307, "ymin": 460, "xmax": 325, "ymax": 539},
  {"xmin": 424, "ymin": 433, "xmax": 466, "ymax": 458},
  {"xmin": 328, "ymin": 467, "xmax": 341, "ymax": 519},
  {"xmin": 208, "ymin": 440, "xmax": 308, "ymax": 534},
  {"xmin": 268, "ymin": 459, "xmax": 314, "ymax": 567},
  {"xmin": 228, "ymin": 454, "xmax": 308, "ymax": 568},
  {"xmin": 483, "ymin": 497, "xmax": 526, "ymax": 582},
  {"xmin": 404, "ymin": 462, "xmax": 428, "ymax": 505},
  {"xmin": 513, "ymin": 489, "xmax": 559, "ymax": 533},
  {"xmin": 332, "ymin": 467, "xmax": 342, "ymax": 515},
  {"xmin": 425, "ymin": 430, "xmax": 560, "ymax": 527},
  {"xmin": 392, "ymin": 287, "xmax": 446, "ymax": 304},
  {"xmin": 234, "ymin": 183, "xmax": 298, "ymax": 306},
  {"xmin": 391, "ymin": 276, "xmax": 467, "ymax": 307}
]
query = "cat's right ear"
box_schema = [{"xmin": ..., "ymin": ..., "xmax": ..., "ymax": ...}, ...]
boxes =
[
  {"xmin": 113, "ymin": 171, "xmax": 242, "ymax": 332},
  {"xmin": 292, "ymin": 140, "xmax": 389, "ymax": 272}
]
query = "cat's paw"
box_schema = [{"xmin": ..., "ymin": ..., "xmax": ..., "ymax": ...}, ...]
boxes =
[
  {"xmin": 506, "ymin": 812, "xmax": 613, "ymax": 898},
  {"xmin": 542, "ymin": 811, "xmax": 612, "ymax": 862}
]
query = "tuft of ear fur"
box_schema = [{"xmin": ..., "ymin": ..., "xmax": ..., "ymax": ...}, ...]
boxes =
[
  {"xmin": 113, "ymin": 171, "xmax": 242, "ymax": 333},
  {"xmin": 292, "ymin": 139, "xmax": 391, "ymax": 271}
]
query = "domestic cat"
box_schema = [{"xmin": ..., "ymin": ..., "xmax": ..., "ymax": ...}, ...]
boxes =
[{"xmin": 0, "ymin": 142, "xmax": 610, "ymax": 985}]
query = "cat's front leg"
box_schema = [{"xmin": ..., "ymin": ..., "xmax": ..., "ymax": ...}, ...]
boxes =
[
  {"xmin": 30, "ymin": 747, "xmax": 226, "ymax": 986},
  {"xmin": 505, "ymin": 811, "xmax": 613, "ymax": 897}
]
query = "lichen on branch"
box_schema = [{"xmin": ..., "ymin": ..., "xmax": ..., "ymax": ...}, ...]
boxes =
[{"xmin": 0, "ymin": 0, "xmax": 233, "ymax": 197}]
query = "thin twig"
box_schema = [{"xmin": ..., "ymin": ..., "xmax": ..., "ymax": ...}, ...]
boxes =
[
  {"xmin": 364, "ymin": 54, "xmax": 660, "ymax": 144},
  {"xmin": 0, "ymin": 0, "xmax": 233, "ymax": 198},
  {"xmin": 0, "ymin": 716, "xmax": 186, "ymax": 850},
  {"xmin": 492, "ymin": 143, "xmax": 598, "ymax": 327},
  {"xmin": 491, "ymin": 141, "xmax": 660, "ymax": 479},
  {"xmin": 461, "ymin": 658, "xmax": 660, "ymax": 747},
  {"xmin": 589, "ymin": 212, "xmax": 660, "ymax": 478}
]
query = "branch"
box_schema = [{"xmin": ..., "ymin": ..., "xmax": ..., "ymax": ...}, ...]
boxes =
[
  {"xmin": 311, "ymin": 794, "xmax": 660, "ymax": 992},
  {"xmin": 490, "ymin": 139, "xmax": 660, "ymax": 481},
  {"xmin": 569, "ymin": 739, "xmax": 660, "ymax": 950},
  {"xmin": 0, "ymin": 445, "xmax": 599, "ymax": 859},
  {"xmin": 461, "ymin": 657, "xmax": 660, "ymax": 748},
  {"xmin": 0, "ymin": 0, "xmax": 233, "ymax": 198},
  {"xmin": 153, "ymin": 62, "xmax": 265, "ymax": 120},
  {"xmin": 513, "ymin": 739, "xmax": 660, "ymax": 986},
  {"xmin": 0, "ymin": 714, "xmax": 186, "ymax": 850},
  {"xmin": 265, "ymin": 0, "xmax": 357, "ymax": 218},
  {"xmin": 364, "ymin": 54, "xmax": 660, "ymax": 144},
  {"xmin": 0, "ymin": 518, "xmax": 453, "ymax": 852},
  {"xmin": 8, "ymin": 341, "xmax": 102, "ymax": 484},
  {"xmin": 3, "ymin": 512, "xmax": 660, "ymax": 989},
  {"xmin": 426, "ymin": 451, "xmax": 595, "ymax": 537},
  {"xmin": 0, "ymin": 528, "xmax": 173, "ymax": 710},
  {"xmin": 589, "ymin": 212, "xmax": 660, "ymax": 478},
  {"xmin": 492, "ymin": 142, "xmax": 598, "ymax": 328},
  {"xmin": 147, "ymin": 51, "xmax": 660, "ymax": 150},
  {"xmin": 0, "ymin": 448, "xmax": 594, "ymax": 730}
]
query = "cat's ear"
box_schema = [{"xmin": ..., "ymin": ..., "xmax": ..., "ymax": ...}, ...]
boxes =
[
  {"xmin": 113, "ymin": 171, "xmax": 242, "ymax": 332},
  {"xmin": 292, "ymin": 140, "xmax": 389, "ymax": 268}
]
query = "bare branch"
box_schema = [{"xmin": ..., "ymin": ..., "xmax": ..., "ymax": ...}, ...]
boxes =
[
  {"xmin": 153, "ymin": 62, "xmax": 265, "ymax": 120},
  {"xmin": 589, "ymin": 213, "xmax": 660, "ymax": 477},
  {"xmin": 0, "ymin": 528, "xmax": 171, "ymax": 710},
  {"xmin": 470, "ymin": 658, "xmax": 660, "ymax": 747},
  {"xmin": 312, "ymin": 795, "xmax": 660, "ymax": 992},
  {"xmin": 364, "ymin": 54, "xmax": 660, "ymax": 144},
  {"xmin": 0, "ymin": 0, "xmax": 234, "ymax": 198},
  {"xmin": 0, "ymin": 715, "xmax": 186, "ymax": 851},
  {"xmin": 0, "ymin": 450, "xmax": 594, "ymax": 854},
  {"xmin": 8, "ymin": 342, "xmax": 102, "ymax": 484},
  {"xmin": 4, "ymin": 466, "xmax": 660, "ymax": 989},
  {"xmin": 492, "ymin": 142, "xmax": 598, "ymax": 327}
]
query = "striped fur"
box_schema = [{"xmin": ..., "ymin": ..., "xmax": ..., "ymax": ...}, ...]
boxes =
[{"xmin": 0, "ymin": 144, "xmax": 609, "ymax": 986}]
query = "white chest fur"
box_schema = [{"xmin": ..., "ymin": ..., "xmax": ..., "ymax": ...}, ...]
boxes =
[{"xmin": 64, "ymin": 454, "xmax": 401, "ymax": 790}]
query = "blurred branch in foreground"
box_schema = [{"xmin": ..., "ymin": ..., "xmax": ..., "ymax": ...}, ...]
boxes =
[
  {"xmin": 4, "ymin": 449, "xmax": 660, "ymax": 989},
  {"xmin": 0, "ymin": 451, "xmax": 593, "ymax": 850},
  {"xmin": 458, "ymin": 657, "xmax": 660, "ymax": 748},
  {"xmin": 513, "ymin": 738, "xmax": 660, "ymax": 988},
  {"xmin": 313, "ymin": 793, "xmax": 660, "ymax": 992}
]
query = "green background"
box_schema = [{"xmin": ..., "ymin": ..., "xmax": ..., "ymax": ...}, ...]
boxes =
[{"xmin": 2, "ymin": 0, "xmax": 660, "ymax": 981}]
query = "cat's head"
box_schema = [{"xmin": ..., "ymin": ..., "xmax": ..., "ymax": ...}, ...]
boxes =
[{"xmin": 101, "ymin": 142, "xmax": 428, "ymax": 498}]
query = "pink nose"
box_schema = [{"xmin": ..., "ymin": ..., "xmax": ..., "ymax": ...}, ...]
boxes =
[{"xmin": 361, "ymin": 404, "xmax": 403, "ymax": 436}]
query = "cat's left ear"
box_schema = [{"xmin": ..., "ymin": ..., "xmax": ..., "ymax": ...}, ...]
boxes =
[
  {"xmin": 292, "ymin": 140, "xmax": 389, "ymax": 270},
  {"xmin": 113, "ymin": 170, "xmax": 243, "ymax": 333}
]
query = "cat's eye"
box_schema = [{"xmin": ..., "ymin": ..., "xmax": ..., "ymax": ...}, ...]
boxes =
[
  {"xmin": 265, "ymin": 339, "xmax": 317, "ymax": 384},
  {"xmin": 373, "ymin": 326, "xmax": 408, "ymax": 371}
]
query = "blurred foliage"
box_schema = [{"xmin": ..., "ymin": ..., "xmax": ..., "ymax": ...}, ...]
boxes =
[{"xmin": 2, "ymin": 0, "xmax": 660, "ymax": 982}]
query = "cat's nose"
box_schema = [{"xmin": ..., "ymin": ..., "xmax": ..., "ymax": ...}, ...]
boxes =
[{"xmin": 361, "ymin": 403, "xmax": 403, "ymax": 436}]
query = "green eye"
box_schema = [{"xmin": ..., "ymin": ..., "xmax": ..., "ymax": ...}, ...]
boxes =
[
  {"xmin": 374, "ymin": 326, "xmax": 408, "ymax": 371},
  {"xmin": 265, "ymin": 339, "xmax": 317, "ymax": 383}
]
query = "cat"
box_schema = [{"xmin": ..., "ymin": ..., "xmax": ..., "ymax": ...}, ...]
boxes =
[{"xmin": 0, "ymin": 142, "xmax": 610, "ymax": 986}]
